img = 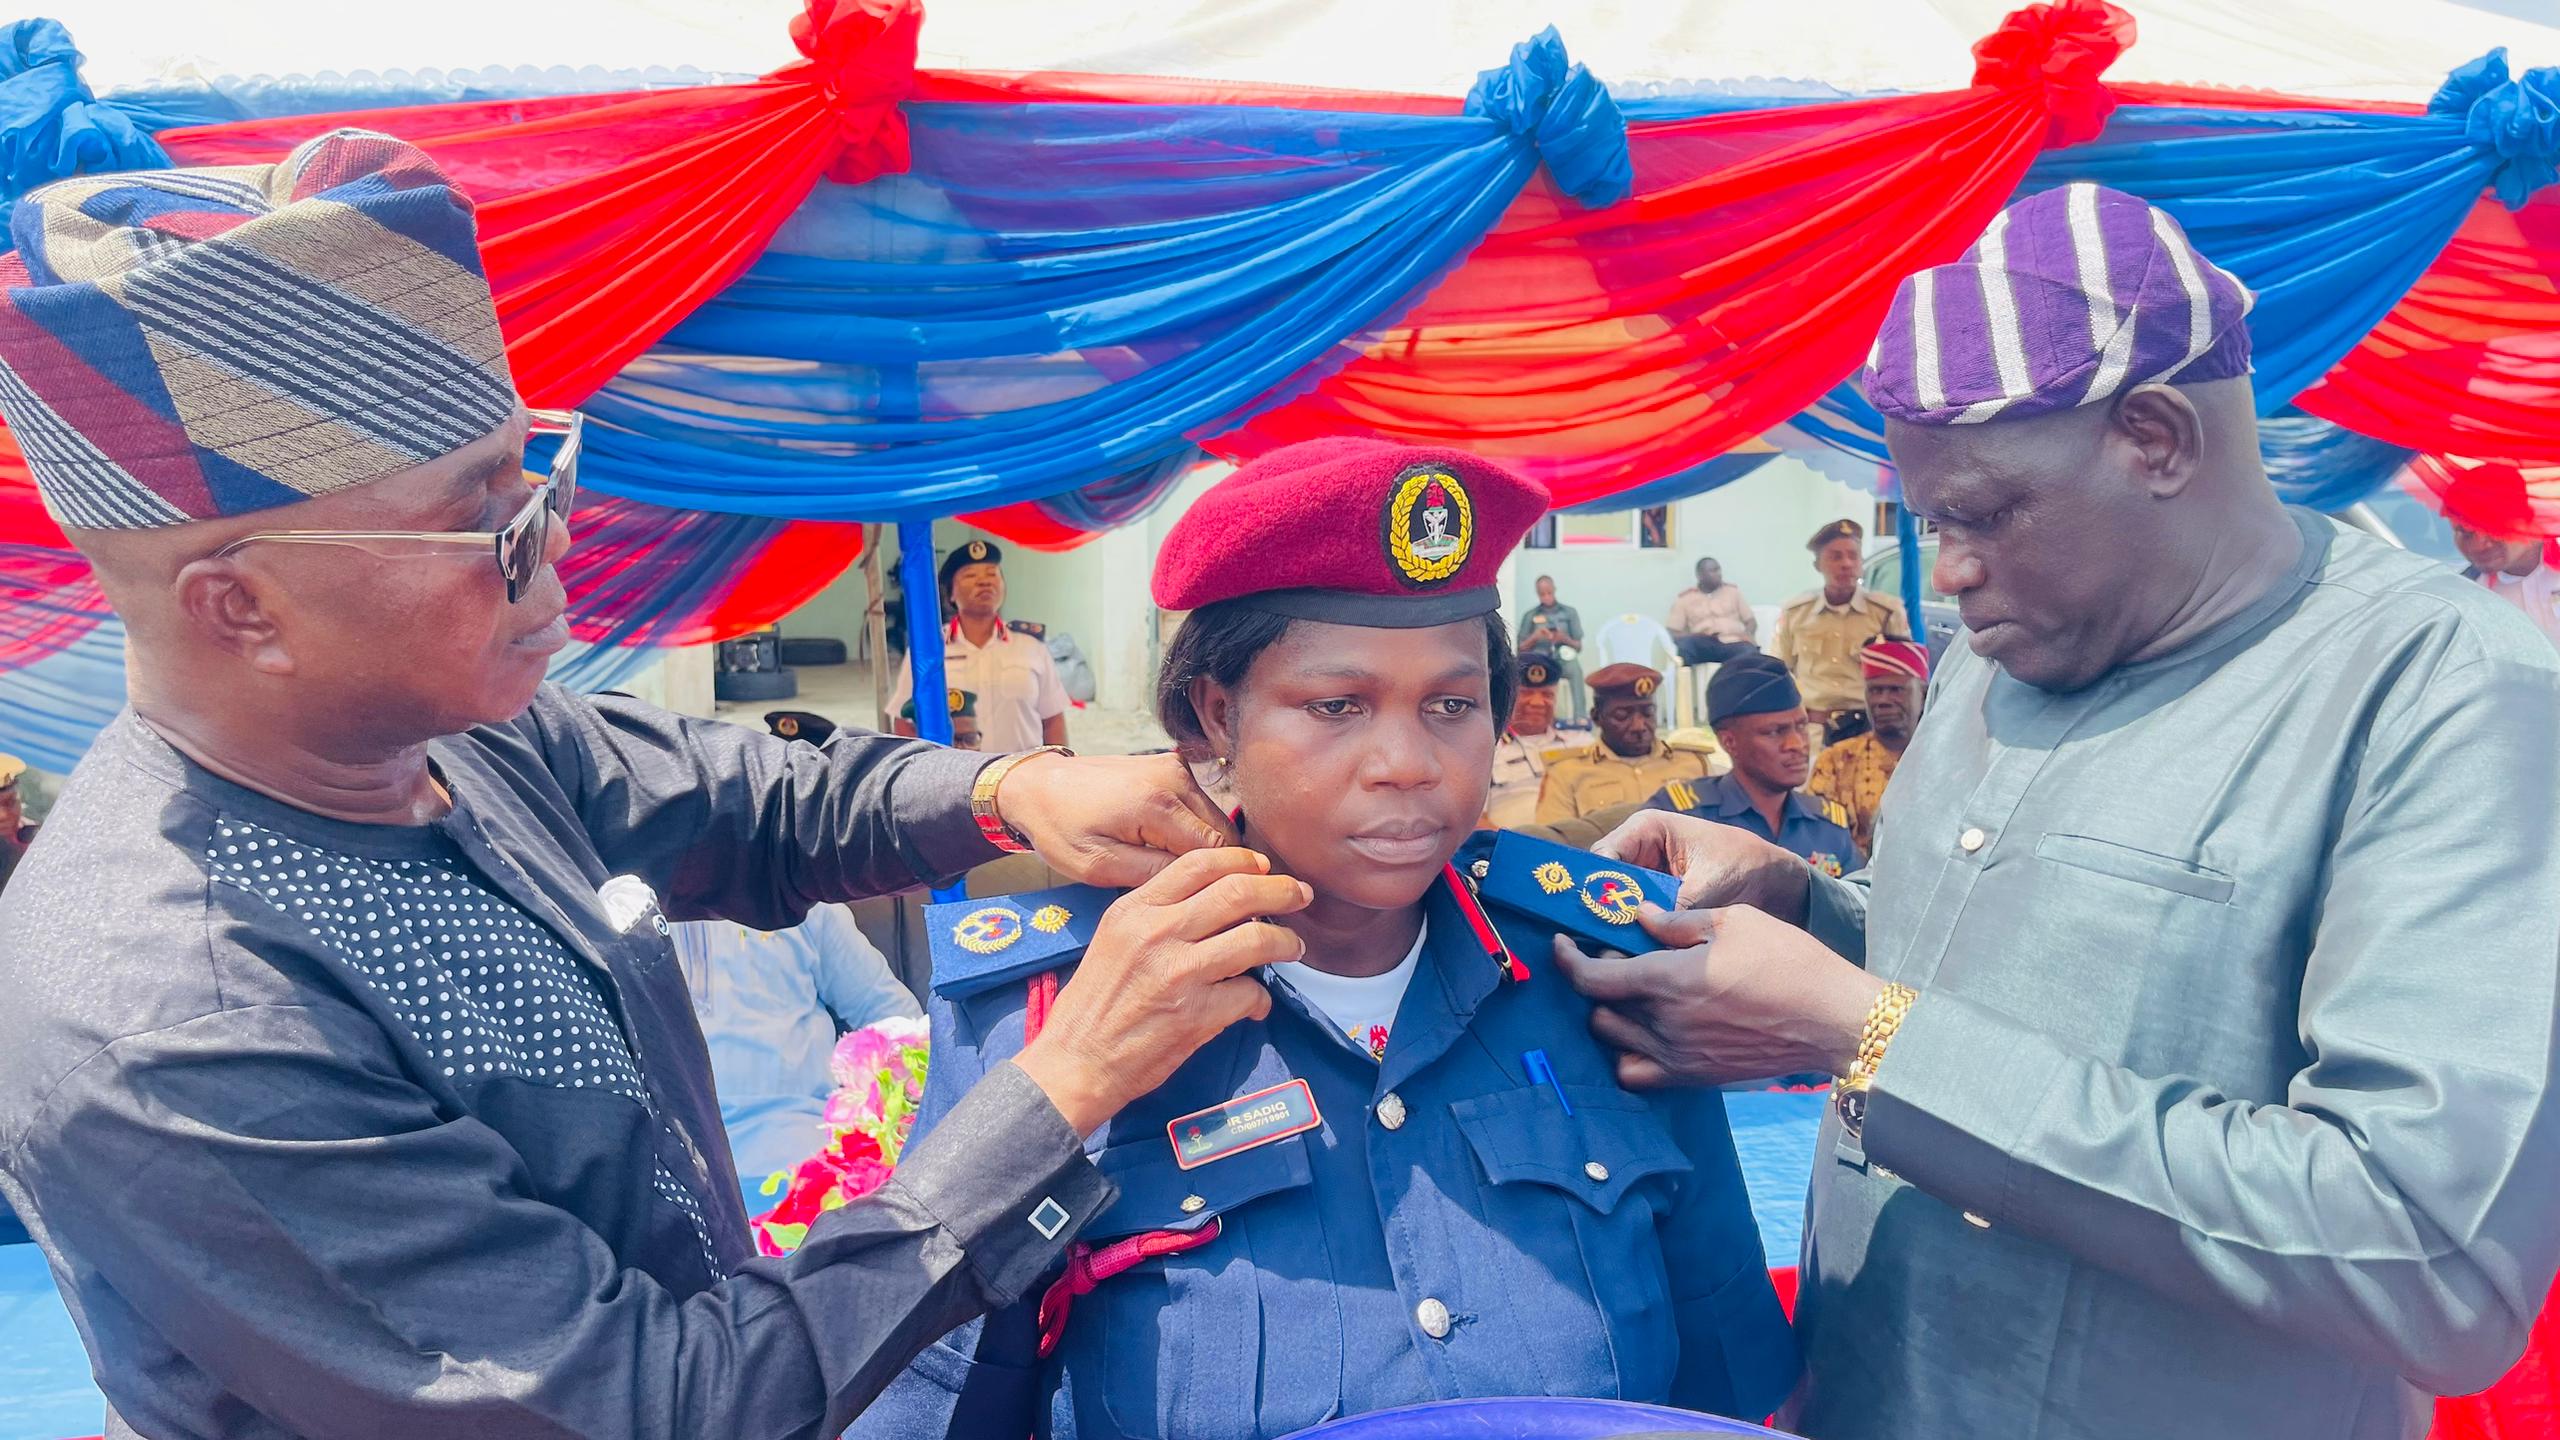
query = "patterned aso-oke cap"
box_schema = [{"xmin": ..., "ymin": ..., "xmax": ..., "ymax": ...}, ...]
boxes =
[
  {"xmin": 1861, "ymin": 638, "xmax": 1931, "ymax": 681},
  {"xmin": 1864, "ymin": 182, "xmax": 2254, "ymax": 427},
  {"xmin": 0, "ymin": 129, "xmax": 516, "ymax": 531}
]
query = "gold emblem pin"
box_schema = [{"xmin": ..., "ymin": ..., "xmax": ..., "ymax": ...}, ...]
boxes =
[
  {"xmin": 1578, "ymin": 869, "xmax": 1644, "ymax": 925},
  {"xmin": 1534, "ymin": 861, "xmax": 1574, "ymax": 895},
  {"xmin": 952, "ymin": 906, "xmax": 1024, "ymax": 955},
  {"xmin": 1029, "ymin": 904, "xmax": 1072, "ymax": 934}
]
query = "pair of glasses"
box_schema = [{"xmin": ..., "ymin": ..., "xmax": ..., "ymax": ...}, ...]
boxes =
[{"xmin": 210, "ymin": 409, "xmax": 583, "ymax": 604}]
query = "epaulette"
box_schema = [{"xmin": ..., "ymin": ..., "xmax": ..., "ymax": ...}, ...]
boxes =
[
  {"xmin": 1007, "ymin": 619, "xmax": 1048, "ymax": 640},
  {"xmin": 1472, "ymin": 831, "xmax": 1681, "ymax": 952},
  {"xmin": 1664, "ymin": 736, "xmax": 1718, "ymax": 756},
  {"xmin": 1663, "ymin": 779, "xmax": 1700, "ymax": 813},
  {"xmin": 924, "ymin": 884, "xmax": 1117, "ymax": 1001},
  {"xmin": 1823, "ymin": 798, "xmax": 1852, "ymax": 829}
]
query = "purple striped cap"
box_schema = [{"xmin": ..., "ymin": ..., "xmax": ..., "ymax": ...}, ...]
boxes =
[{"xmin": 1863, "ymin": 183, "xmax": 2253, "ymax": 427}]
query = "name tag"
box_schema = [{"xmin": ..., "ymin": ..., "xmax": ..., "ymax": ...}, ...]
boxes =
[{"xmin": 1167, "ymin": 1079, "xmax": 1322, "ymax": 1171}]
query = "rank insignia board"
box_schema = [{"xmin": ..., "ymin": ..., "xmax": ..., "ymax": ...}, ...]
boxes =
[
  {"xmin": 1168, "ymin": 1079, "xmax": 1323, "ymax": 1170},
  {"xmin": 925, "ymin": 884, "xmax": 1119, "ymax": 1001},
  {"xmin": 1474, "ymin": 831, "xmax": 1681, "ymax": 953}
]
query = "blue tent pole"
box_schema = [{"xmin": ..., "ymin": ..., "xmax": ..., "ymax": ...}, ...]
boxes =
[
  {"xmin": 1889, "ymin": 470, "xmax": 1925, "ymax": 624},
  {"xmin": 896, "ymin": 520, "xmax": 965, "ymax": 903}
]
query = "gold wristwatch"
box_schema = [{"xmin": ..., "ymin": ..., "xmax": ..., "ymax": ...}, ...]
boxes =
[
  {"xmin": 970, "ymin": 746, "xmax": 1073, "ymax": 853},
  {"xmin": 1834, "ymin": 982, "xmax": 1917, "ymax": 1141}
]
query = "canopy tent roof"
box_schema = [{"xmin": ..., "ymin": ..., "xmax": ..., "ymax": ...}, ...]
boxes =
[{"xmin": 59, "ymin": 0, "xmax": 2560, "ymax": 105}]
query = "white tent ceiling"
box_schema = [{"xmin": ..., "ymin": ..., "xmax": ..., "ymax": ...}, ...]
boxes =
[{"xmin": 44, "ymin": 0, "xmax": 2560, "ymax": 105}]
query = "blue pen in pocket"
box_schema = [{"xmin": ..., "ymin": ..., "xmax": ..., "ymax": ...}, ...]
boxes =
[{"xmin": 1522, "ymin": 1049, "xmax": 1574, "ymax": 1116}]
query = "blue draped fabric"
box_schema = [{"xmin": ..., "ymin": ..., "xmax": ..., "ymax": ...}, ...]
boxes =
[
  {"xmin": 0, "ymin": 19, "xmax": 169, "ymax": 205},
  {"xmin": 574, "ymin": 31, "xmax": 1632, "ymax": 521}
]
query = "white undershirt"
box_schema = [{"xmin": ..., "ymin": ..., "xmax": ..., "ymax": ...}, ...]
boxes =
[{"xmin": 1282, "ymin": 921, "xmax": 1426, "ymax": 1058}]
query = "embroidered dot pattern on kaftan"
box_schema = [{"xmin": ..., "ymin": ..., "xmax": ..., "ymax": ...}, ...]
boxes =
[{"xmin": 205, "ymin": 819, "xmax": 719, "ymax": 1272}]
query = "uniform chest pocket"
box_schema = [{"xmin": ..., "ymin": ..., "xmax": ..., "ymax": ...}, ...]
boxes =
[
  {"xmin": 1451, "ymin": 1086, "xmax": 1694, "ymax": 1401},
  {"xmin": 1073, "ymin": 1134, "xmax": 1339, "ymax": 1440},
  {"xmin": 2013, "ymin": 832, "xmax": 2244, "ymax": 1067}
]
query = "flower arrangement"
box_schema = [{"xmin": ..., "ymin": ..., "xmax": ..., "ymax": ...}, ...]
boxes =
[{"xmin": 752, "ymin": 1013, "xmax": 930, "ymax": 1256}]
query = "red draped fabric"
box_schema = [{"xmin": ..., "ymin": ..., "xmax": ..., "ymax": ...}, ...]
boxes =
[
  {"xmin": 1210, "ymin": 0, "xmax": 2138, "ymax": 506},
  {"xmin": 154, "ymin": 0, "xmax": 924, "ymax": 409},
  {"xmin": 2407, "ymin": 453, "xmax": 2560, "ymax": 541},
  {"xmin": 2434, "ymin": 1276, "xmax": 2560, "ymax": 1440},
  {"xmin": 2300, "ymin": 199, "xmax": 2560, "ymax": 467}
]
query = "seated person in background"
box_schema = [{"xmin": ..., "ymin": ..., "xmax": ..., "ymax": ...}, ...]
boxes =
[
  {"xmin": 1484, "ymin": 654, "xmax": 1569, "ymax": 828},
  {"xmin": 2453, "ymin": 517, "xmax": 2560, "ymax": 653},
  {"xmin": 1807, "ymin": 638, "xmax": 1928, "ymax": 857},
  {"xmin": 1666, "ymin": 555, "xmax": 1757, "ymax": 668},
  {"xmin": 1515, "ymin": 574, "xmax": 1586, "ymax": 723},
  {"xmin": 1533, "ymin": 663, "xmax": 1717, "ymax": 824},
  {"xmin": 670, "ymin": 903, "xmax": 921, "ymax": 1188},
  {"xmin": 855, "ymin": 438, "xmax": 1795, "ymax": 1439},
  {"xmin": 901, "ymin": 688, "xmax": 984, "ymax": 750},
  {"xmin": 1645, "ymin": 653, "xmax": 1859, "ymax": 877}
]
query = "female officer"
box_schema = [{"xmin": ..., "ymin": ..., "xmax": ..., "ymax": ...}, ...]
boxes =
[{"xmin": 853, "ymin": 438, "xmax": 1796, "ymax": 1438}]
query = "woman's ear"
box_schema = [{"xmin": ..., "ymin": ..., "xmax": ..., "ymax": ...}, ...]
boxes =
[{"xmin": 1189, "ymin": 674, "xmax": 1240, "ymax": 762}]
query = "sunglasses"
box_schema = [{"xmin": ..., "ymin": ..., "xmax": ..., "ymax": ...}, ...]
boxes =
[{"xmin": 210, "ymin": 409, "xmax": 584, "ymax": 604}]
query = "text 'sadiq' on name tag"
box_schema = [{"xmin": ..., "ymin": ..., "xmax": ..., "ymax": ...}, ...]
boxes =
[{"xmin": 1167, "ymin": 1079, "xmax": 1323, "ymax": 1171}]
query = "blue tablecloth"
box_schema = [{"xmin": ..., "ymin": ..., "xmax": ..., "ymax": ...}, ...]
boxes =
[{"xmin": 0, "ymin": 1090, "xmax": 1826, "ymax": 1440}]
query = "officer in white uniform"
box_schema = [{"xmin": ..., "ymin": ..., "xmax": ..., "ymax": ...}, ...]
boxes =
[{"xmin": 892, "ymin": 538, "xmax": 1069, "ymax": 752}]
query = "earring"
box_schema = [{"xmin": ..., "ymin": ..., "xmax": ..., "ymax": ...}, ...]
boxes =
[{"xmin": 1216, "ymin": 755, "xmax": 1233, "ymax": 769}]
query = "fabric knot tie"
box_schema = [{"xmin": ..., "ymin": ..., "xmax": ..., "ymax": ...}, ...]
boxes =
[
  {"xmin": 1969, "ymin": 0, "xmax": 2135, "ymax": 149},
  {"xmin": 2432, "ymin": 48, "xmax": 2560, "ymax": 211},
  {"xmin": 0, "ymin": 20, "xmax": 169, "ymax": 206},
  {"xmin": 1464, "ymin": 27, "xmax": 1633, "ymax": 210},
  {"xmin": 775, "ymin": 0, "xmax": 920, "ymax": 184}
]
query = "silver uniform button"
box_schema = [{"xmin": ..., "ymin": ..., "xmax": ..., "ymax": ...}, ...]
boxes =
[
  {"xmin": 1470, "ymin": 859, "xmax": 1491, "ymax": 880},
  {"xmin": 1963, "ymin": 1211, "xmax": 1992, "ymax": 1229},
  {"xmin": 1959, "ymin": 826, "xmax": 1988, "ymax": 853},
  {"xmin": 1416, "ymin": 1298, "xmax": 1453, "ymax": 1340},
  {"xmin": 1377, "ymin": 1093, "xmax": 1408, "ymax": 1131},
  {"xmin": 1181, "ymin": 1195, "xmax": 1207, "ymax": 1215},
  {"xmin": 1583, "ymin": 1161, "xmax": 1610, "ymax": 1183}
]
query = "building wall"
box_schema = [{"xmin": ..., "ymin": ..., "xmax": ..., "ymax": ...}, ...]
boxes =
[{"xmin": 771, "ymin": 455, "xmax": 1873, "ymax": 711}]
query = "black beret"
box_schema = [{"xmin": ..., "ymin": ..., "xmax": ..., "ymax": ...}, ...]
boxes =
[
  {"xmin": 1518, "ymin": 654, "xmax": 1558, "ymax": 688},
  {"xmin": 938, "ymin": 538, "xmax": 1004, "ymax": 592},
  {"xmin": 1707, "ymin": 654, "xmax": 1803, "ymax": 726}
]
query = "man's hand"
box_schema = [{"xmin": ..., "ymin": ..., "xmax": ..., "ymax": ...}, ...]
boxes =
[
  {"xmin": 1592, "ymin": 808, "xmax": 1814, "ymax": 922},
  {"xmin": 995, "ymin": 752, "xmax": 1237, "ymax": 888},
  {"xmin": 1015, "ymin": 848, "xmax": 1309, "ymax": 1134},
  {"xmin": 1555, "ymin": 903, "xmax": 1883, "ymax": 1088}
]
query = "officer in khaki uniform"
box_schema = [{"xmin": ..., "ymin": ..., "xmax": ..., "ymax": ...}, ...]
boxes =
[
  {"xmin": 1533, "ymin": 662, "xmax": 1717, "ymax": 823},
  {"xmin": 1771, "ymin": 518, "xmax": 1911, "ymax": 730},
  {"xmin": 1485, "ymin": 655, "xmax": 1570, "ymax": 828}
]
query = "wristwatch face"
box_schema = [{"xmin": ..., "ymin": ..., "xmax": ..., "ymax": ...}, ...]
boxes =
[{"xmin": 1837, "ymin": 1085, "xmax": 1868, "ymax": 1137}]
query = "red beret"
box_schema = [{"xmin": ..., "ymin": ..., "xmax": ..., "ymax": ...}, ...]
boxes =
[{"xmin": 1153, "ymin": 438, "xmax": 1550, "ymax": 627}]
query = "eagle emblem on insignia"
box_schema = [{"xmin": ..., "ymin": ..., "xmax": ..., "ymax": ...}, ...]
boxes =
[
  {"xmin": 952, "ymin": 906, "xmax": 1024, "ymax": 955},
  {"xmin": 1534, "ymin": 861, "xmax": 1574, "ymax": 895},
  {"xmin": 1578, "ymin": 869, "xmax": 1644, "ymax": 925},
  {"xmin": 1383, "ymin": 464, "xmax": 1474, "ymax": 587},
  {"xmin": 1029, "ymin": 904, "xmax": 1071, "ymax": 934}
]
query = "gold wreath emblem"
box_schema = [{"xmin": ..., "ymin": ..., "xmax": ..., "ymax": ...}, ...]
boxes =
[
  {"xmin": 1029, "ymin": 904, "xmax": 1071, "ymax": 934},
  {"xmin": 952, "ymin": 906, "xmax": 1023, "ymax": 955},
  {"xmin": 1534, "ymin": 861, "xmax": 1574, "ymax": 895},
  {"xmin": 1578, "ymin": 869, "xmax": 1644, "ymax": 925},
  {"xmin": 1386, "ymin": 467, "xmax": 1473, "ymax": 586}
]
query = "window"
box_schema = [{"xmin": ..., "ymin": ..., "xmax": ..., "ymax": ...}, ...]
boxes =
[{"xmin": 1534, "ymin": 509, "xmax": 1672, "ymax": 548}]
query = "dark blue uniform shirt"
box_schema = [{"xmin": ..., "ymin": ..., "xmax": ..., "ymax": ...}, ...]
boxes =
[
  {"xmin": 853, "ymin": 834, "xmax": 1798, "ymax": 1439},
  {"xmin": 1645, "ymin": 772, "xmax": 1862, "ymax": 877}
]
